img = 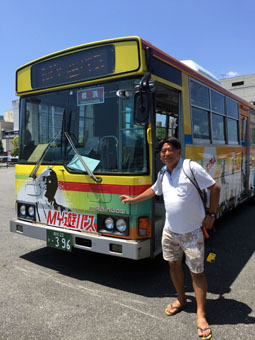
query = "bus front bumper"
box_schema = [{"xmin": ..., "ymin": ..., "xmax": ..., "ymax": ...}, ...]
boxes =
[{"xmin": 10, "ymin": 219, "xmax": 151, "ymax": 260}]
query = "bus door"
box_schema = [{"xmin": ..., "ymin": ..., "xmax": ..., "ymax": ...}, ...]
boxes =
[
  {"xmin": 240, "ymin": 114, "xmax": 249, "ymax": 198},
  {"xmin": 153, "ymin": 83, "xmax": 181, "ymax": 255}
]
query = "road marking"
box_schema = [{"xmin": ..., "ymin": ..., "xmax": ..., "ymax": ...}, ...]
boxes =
[
  {"xmin": 15, "ymin": 264, "xmax": 102, "ymax": 297},
  {"xmin": 15, "ymin": 263, "xmax": 166, "ymax": 321},
  {"xmin": 111, "ymin": 300, "xmax": 165, "ymax": 321}
]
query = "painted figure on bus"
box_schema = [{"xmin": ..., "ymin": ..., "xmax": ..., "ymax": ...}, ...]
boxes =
[{"xmin": 36, "ymin": 167, "xmax": 70, "ymax": 221}]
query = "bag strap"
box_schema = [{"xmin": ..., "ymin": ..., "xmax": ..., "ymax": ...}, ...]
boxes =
[
  {"xmin": 159, "ymin": 165, "xmax": 168, "ymax": 182},
  {"xmin": 182, "ymin": 159, "xmax": 197, "ymax": 187},
  {"xmin": 182, "ymin": 159, "xmax": 207, "ymax": 212}
]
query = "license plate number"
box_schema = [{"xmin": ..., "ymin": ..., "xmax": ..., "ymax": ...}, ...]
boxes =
[{"xmin": 47, "ymin": 230, "xmax": 72, "ymax": 252}]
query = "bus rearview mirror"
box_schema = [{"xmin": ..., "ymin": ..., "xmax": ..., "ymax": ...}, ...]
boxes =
[{"xmin": 134, "ymin": 92, "xmax": 151, "ymax": 125}]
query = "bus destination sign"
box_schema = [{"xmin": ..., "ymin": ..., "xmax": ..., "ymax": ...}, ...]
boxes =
[
  {"xmin": 77, "ymin": 87, "xmax": 104, "ymax": 106},
  {"xmin": 31, "ymin": 45, "xmax": 115, "ymax": 89}
]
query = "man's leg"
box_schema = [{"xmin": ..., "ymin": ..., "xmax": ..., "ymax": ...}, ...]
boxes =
[
  {"xmin": 166, "ymin": 260, "xmax": 187, "ymax": 313},
  {"xmin": 162, "ymin": 229, "xmax": 187, "ymax": 314},
  {"xmin": 190, "ymin": 271, "xmax": 211, "ymax": 338}
]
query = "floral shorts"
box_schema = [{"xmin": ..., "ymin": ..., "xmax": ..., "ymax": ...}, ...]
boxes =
[{"xmin": 161, "ymin": 227, "xmax": 205, "ymax": 274}]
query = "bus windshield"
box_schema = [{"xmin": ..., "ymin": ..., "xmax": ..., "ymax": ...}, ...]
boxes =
[{"xmin": 19, "ymin": 78, "xmax": 148, "ymax": 174}]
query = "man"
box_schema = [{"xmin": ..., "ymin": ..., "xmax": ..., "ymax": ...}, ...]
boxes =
[{"xmin": 120, "ymin": 137, "xmax": 220, "ymax": 340}]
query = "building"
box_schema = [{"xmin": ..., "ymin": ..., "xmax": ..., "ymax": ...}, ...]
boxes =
[
  {"xmin": 0, "ymin": 100, "xmax": 19, "ymax": 154},
  {"xmin": 0, "ymin": 120, "xmax": 14, "ymax": 153},
  {"xmin": 220, "ymin": 74, "xmax": 255, "ymax": 105},
  {"xmin": 12, "ymin": 99, "xmax": 20, "ymax": 131},
  {"xmin": 4, "ymin": 110, "xmax": 14, "ymax": 122}
]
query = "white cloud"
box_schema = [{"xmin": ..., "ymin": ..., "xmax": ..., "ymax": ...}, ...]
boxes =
[{"xmin": 225, "ymin": 71, "xmax": 239, "ymax": 78}]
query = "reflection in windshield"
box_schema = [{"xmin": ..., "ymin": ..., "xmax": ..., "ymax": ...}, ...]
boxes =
[{"xmin": 19, "ymin": 78, "xmax": 148, "ymax": 174}]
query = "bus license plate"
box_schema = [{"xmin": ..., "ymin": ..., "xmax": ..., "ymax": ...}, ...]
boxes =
[{"xmin": 47, "ymin": 230, "xmax": 72, "ymax": 252}]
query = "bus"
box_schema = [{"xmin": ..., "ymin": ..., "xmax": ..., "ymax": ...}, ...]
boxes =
[{"xmin": 10, "ymin": 36, "xmax": 255, "ymax": 259}]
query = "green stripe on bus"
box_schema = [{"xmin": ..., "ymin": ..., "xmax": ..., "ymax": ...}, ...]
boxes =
[{"xmin": 15, "ymin": 174, "xmax": 29, "ymax": 180}]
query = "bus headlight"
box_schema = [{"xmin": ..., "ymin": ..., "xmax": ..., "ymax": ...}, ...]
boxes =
[
  {"xmin": 116, "ymin": 219, "xmax": 127, "ymax": 233},
  {"xmin": 97, "ymin": 214, "xmax": 129, "ymax": 237},
  {"xmin": 28, "ymin": 206, "xmax": 35, "ymax": 217},
  {"xmin": 105, "ymin": 217, "xmax": 114, "ymax": 231},
  {"xmin": 17, "ymin": 202, "xmax": 36, "ymax": 221},
  {"xmin": 20, "ymin": 205, "xmax": 26, "ymax": 216}
]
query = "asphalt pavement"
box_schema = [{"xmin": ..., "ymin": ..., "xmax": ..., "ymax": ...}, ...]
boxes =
[{"xmin": 0, "ymin": 166, "xmax": 255, "ymax": 339}]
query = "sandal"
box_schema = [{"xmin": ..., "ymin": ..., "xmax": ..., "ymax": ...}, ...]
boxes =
[
  {"xmin": 197, "ymin": 326, "xmax": 212, "ymax": 340},
  {"xmin": 165, "ymin": 302, "xmax": 185, "ymax": 316}
]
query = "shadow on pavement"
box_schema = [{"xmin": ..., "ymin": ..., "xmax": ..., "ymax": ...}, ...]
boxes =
[
  {"xmin": 204, "ymin": 200, "xmax": 255, "ymax": 295},
  {"xmin": 183, "ymin": 294, "xmax": 255, "ymax": 325},
  {"xmin": 21, "ymin": 200, "xmax": 255, "ymax": 325}
]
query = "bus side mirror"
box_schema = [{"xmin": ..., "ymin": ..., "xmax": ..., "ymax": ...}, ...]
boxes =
[
  {"xmin": 134, "ymin": 75, "xmax": 155, "ymax": 125},
  {"xmin": 134, "ymin": 91, "xmax": 151, "ymax": 125}
]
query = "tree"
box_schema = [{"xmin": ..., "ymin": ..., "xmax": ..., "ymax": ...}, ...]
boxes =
[
  {"xmin": 11, "ymin": 136, "xmax": 19, "ymax": 157},
  {"xmin": 0, "ymin": 139, "xmax": 3, "ymax": 154}
]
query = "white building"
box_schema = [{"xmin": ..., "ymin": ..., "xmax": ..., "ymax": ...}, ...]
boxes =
[
  {"xmin": 4, "ymin": 110, "xmax": 14, "ymax": 122},
  {"xmin": 220, "ymin": 74, "xmax": 255, "ymax": 105},
  {"xmin": 12, "ymin": 99, "xmax": 20, "ymax": 131}
]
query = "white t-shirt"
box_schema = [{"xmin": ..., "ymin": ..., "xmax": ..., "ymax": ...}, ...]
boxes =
[{"xmin": 151, "ymin": 158, "xmax": 215, "ymax": 234}]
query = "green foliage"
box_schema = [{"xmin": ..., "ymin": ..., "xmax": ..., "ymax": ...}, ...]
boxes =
[
  {"xmin": 11, "ymin": 136, "xmax": 19, "ymax": 157},
  {"xmin": 156, "ymin": 127, "xmax": 166, "ymax": 140}
]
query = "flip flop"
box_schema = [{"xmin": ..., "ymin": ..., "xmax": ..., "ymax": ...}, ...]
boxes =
[
  {"xmin": 197, "ymin": 326, "xmax": 212, "ymax": 340},
  {"xmin": 165, "ymin": 303, "xmax": 184, "ymax": 316}
]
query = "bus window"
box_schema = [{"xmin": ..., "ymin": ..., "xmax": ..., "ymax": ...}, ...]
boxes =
[
  {"xmin": 156, "ymin": 113, "xmax": 168, "ymax": 140},
  {"xmin": 19, "ymin": 91, "xmax": 68, "ymax": 162},
  {"xmin": 211, "ymin": 90, "xmax": 225, "ymax": 114},
  {"xmin": 225, "ymin": 97, "xmax": 239, "ymax": 144},
  {"xmin": 189, "ymin": 78, "xmax": 243, "ymax": 145},
  {"xmin": 19, "ymin": 78, "xmax": 149, "ymax": 173},
  {"xmin": 156, "ymin": 113, "xmax": 178, "ymax": 140},
  {"xmin": 240, "ymin": 117, "xmax": 247, "ymax": 145},
  {"xmin": 190, "ymin": 78, "xmax": 211, "ymax": 142},
  {"xmin": 250, "ymin": 109, "xmax": 255, "ymax": 145},
  {"xmin": 212, "ymin": 113, "xmax": 225, "ymax": 143},
  {"xmin": 155, "ymin": 84, "xmax": 179, "ymax": 141},
  {"xmin": 191, "ymin": 107, "xmax": 210, "ymax": 140},
  {"xmin": 251, "ymin": 127, "xmax": 255, "ymax": 145},
  {"xmin": 227, "ymin": 118, "xmax": 239, "ymax": 144},
  {"xmin": 243, "ymin": 119, "xmax": 247, "ymax": 141},
  {"xmin": 226, "ymin": 97, "xmax": 239, "ymax": 119},
  {"xmin": 190, "ymin": 79, "xmax": 210, "ymax": 109}
]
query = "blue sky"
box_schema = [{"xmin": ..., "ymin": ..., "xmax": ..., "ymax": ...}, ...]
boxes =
[{"xmin": 1, "ymin": 0, "xmax": 255, "ymax": 115}]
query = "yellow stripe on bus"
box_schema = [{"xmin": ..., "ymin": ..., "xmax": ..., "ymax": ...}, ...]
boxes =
[{"xmin": 14, "ymin": 164, "xmax": 152, "ymax": 186}]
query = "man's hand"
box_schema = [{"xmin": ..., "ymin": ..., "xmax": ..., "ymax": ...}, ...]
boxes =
[
  {"xmin": 201, "ymin": 214, "xmax": 215, "ymax": 230},
  {"xmin": 120, "ymin": 188, "xmax": 156, "ymax": 205},
  {"xmin": 120, "ymin": 195, "xmax": 135, "ymax": 204}
]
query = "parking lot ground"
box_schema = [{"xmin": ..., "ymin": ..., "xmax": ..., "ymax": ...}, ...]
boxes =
[{"xmin": 0, "ymin": 167, "xmax": 255, "ymax": 339}]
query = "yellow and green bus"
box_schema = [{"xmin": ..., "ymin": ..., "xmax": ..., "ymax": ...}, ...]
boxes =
[{"xmin": 10, "ymin": 36, "xmax": 255, "ymax": 259}]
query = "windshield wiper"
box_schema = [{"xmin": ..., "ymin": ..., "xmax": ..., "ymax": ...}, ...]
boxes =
[
  {"xmin": 64, "ymin": 132, "xmax": 102, "ymax": 183},
  {"xmin": 29, "ymin": 130, "xmax": 61, "ymax": 179}
]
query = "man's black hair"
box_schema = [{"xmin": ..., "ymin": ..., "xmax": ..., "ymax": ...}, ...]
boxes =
[{"xmin": 158, "ymin": 137, "xmax": 182, "ymax": 151}]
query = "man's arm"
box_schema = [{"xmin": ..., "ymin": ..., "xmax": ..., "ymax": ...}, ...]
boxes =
[
  {"xmin": 120, "ymin": 188, "xmax": 156, "ymax": 205},
  {"xmin": 202, "ymin": 182, "xmax": 221, "ymax": 230},
  {"xmin": 208, "ymin": 182, "xmax": 221, "ymax": 214}
]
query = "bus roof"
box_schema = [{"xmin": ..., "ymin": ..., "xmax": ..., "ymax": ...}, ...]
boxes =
[
  {"xmin": 180, "ymin": 60, "xmax": 222, "ymax": 86},
  {"xmin": 140, "ymin": 37, "xmax": 255, "ymax": 110},
  {"xmin": 16, "ymin": 36, "xmax": 255, "ymax": 110}
]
